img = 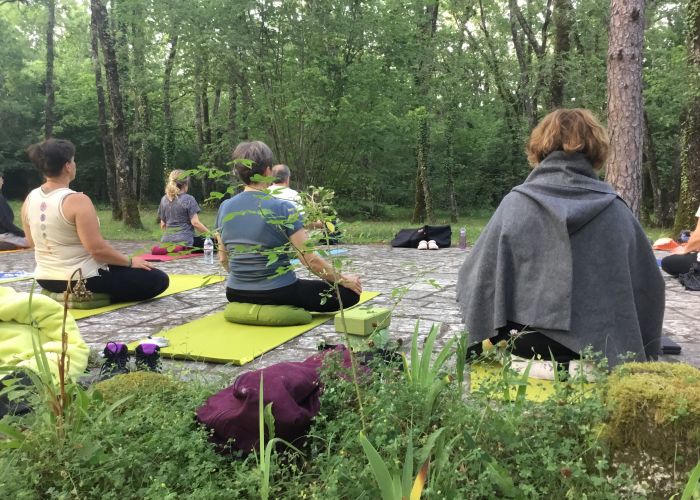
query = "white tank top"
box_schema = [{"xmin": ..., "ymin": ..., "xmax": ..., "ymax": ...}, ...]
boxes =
[{"xmin": 25, "ymin": 187, "xmax": 106, "ymax": 280}]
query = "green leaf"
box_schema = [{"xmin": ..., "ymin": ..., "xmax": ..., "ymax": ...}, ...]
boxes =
[
  {"xmin": 410, "ymin": 321, "xmax": 420, "ymax": 384},
  {"xmin": 359, "ymin": 432, "xmax": 399, "ymax": 500},
  {"xmin": 0, "ymin": 421, "xmax": 25, "ymax": 443},
  {"xmin": 419, "ymin": 324, "xmax": 439, "ymax": 387},
  {"xmin": 401, "ymin": 430, "xmax": 414, "ymax": 496},
  {"xmin": 680, "ymin": 460, "xmax": 700, "ymax": 500}
]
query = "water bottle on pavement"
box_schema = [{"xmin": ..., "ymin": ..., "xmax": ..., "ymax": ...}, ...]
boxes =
[
  {"xmin": 459, "ymin": 227, "xmax": 467, "ymax": 250},
  {"xmin": 203, "ymin": 237, "xmax": 214, "ymax": 264}
]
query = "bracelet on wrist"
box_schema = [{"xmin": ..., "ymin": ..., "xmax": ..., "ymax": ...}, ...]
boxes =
[{"xmin": 126, "ymin": 255, "xmax": 132, "ymax": 267}]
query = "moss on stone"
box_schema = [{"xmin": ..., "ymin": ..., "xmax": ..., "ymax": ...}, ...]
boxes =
[
  {"xmin": 94, "ymin": 371, "xmax": 184, "ymax": 409},
  {"xmin": 604, "ymin": 362, "xmax": 700, "ymax": 462}
]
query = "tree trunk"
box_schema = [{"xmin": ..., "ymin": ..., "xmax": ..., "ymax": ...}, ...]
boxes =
[
  {"xmin": 227, "ymin": 78, "xmax": 238, "ymax": 143},
  {"xmin": 131, "ymin": 9, "xmax": 150, "ymax": 205},
  {"xmin": 240, "ymin": 77, "xmax": 252, "ymax": 140},
  {"xmin": 445, "ymin": 115, "xmax": 458, "ymax": 223},
  {"xmin": 549, "ymin": 0, "xmax": 573, "ymax": 108},
  {"xmin": 673, "ymin": 0, "xmax": 700, "ymax": 234},
  {"xmin": 91, "ymin": 0, "xmax": 142, "ymax": 228},
  {"xmin": 212, "ymin": 85, "xmax": 221, "ymax": 126},
  {"xmin": 89, "ymin": 5, "xmax": 120, "ymax": 220},
  {"xmin": 411, "ymin": 1, "xmax": 439, "ymax": 224},
  {"xmin": 194, "ymin": 95, "xmax": 204, "ymax": 154},
  {"xmin": 136, "ymin": 93, "xmax": 150, "ymax": 204},
  {"xmin": 412, "ymin": 113, "xmax": 433, "ymax": 224},
  {"xmin": 162, "ymin": 35, "xmax": 178, "ymax": 174},
  {"xmin": 606, "ymin": 0, "xmax": 645, "ymax": 218},
  {"xmin": 202, "ymin": 86, "xmax": 212, "ymax": 146},
  {"xmin": 667, "ymin": 141, "xmax": 682, "ymax": 227},
  {"xmin": 642, "ymin": 111, "xmax": 663, "ymax": 226},
  {"xmin": 44, "ymin": 0, "xmax": 55, "ymax": 139}
]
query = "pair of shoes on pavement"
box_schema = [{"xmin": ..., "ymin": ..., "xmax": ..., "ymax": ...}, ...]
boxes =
[
  {"xmin": 417, "ymin": 239, "xmax": 439, "ymax": 250},
  {"xmin": 509, "ymin": 355, "xmax": 598, "ymax": 382},
  {"xmin": 99, "ymin": 341, "xmax": 161, "ymax": 381}
]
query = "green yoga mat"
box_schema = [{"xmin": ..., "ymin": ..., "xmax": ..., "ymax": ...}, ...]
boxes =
[
  {"xmin": 131, "ymin": 291, "xmax": 381, "ymax": 365},
  {"xmin": 69, "ymin": 274, "xmax": 225, "ymax": 320},
  {"xmin": 470, "ymin": 362, "xmax": 593, "ymax": 403}
]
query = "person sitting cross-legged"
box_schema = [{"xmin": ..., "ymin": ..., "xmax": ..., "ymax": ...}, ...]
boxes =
[
  {"xmin": 660, "ymin": 207, "xmax": 700, "ymax": 277},
  {"xmin": 22, "ymin": 139, "xmax": 169, "ymax": 303},
  {"xmin": 156, "ymin": 169, "xmax": 210, "ymax": 252},
  {"xmin": 0, "ymin": 174, "xmax": 29, "ymax": 250},
  {"xmin": 216, "ymin": 141, "xmax": 361, "ymax": 312},
  {"xmin": 457, "ymin": 108, "xmax": 664, "ymax": 371}
]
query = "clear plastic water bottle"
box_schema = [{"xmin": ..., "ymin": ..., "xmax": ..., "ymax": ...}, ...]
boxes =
[
  {"xmin": 459, "ymin": 227, "xmax": 467, "ymax": 250},
  {"xmin": 203, "ymin": 237, "xmax": 214, "ymax": 264}
]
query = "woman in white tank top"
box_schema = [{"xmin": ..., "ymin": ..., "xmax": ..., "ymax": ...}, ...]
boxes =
[{"xmin": 21, "ymin": 139, "xmax": 169, "ymax": 302}]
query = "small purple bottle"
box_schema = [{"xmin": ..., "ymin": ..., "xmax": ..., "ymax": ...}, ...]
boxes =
[{"xmin": 459, "ymin": 227, "xmax": 467, "ymax": 249}]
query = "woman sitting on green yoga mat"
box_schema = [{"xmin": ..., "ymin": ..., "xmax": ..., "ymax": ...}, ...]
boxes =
[
  {"xmin": 216, "ymin": 140, "xmax": 361, "ymax": 312},
  {"xmin": 21, "ymin": 139, "xmax": 169, "ymax": 302}
]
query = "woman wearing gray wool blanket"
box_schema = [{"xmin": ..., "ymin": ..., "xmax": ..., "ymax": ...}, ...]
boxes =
[{"xmin": 456, "ymin": 108, "xmax": 664, "ymax": 371}]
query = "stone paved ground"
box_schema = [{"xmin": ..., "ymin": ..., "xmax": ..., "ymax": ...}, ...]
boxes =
[{"xmin": 1, "ymin": 244, "xmax": 698, "ymax": 382}]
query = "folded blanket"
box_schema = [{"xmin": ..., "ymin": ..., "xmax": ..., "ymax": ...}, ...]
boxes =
[{"xmin": 0, "ymin": 287, "xmax": 89, "ymax": 379}]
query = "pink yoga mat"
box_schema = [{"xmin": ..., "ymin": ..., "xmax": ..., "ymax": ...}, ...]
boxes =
[{"xmin": 138, "ymin": 252, "xmax": 201, "ymax": 262}]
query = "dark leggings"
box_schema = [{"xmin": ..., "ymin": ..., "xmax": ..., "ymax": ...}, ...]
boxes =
[
  {"xmin": 157, "ymin": 235, "xmax": 205, "ymax": 253},
  {"xmin": 661, "ymin": 252, "xmax": 698, "ymax": 276},
  {"xmin": 468, "ymin": 322, "xmax": 580, "ymax": 363},
  {"xmin": 38, "ymin": 265, "xmax": 170, "ymax": 303},
  {"xmin": 226, "ymin": 278, "xmax": 361, "ymax": 313}
]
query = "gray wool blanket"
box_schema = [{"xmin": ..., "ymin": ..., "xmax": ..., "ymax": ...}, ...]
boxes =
[{"xmin": 456, "ymin": 152, "xmax": 664, "ymax": 366}]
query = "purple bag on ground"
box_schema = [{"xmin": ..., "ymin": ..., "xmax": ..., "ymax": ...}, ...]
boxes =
[{"xmin": 196, "ymin": 346, "xmax": 355, "ymax": 453}]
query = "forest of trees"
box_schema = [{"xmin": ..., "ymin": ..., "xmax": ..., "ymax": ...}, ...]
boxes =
[{"xmin": 0, "ymin": 0, "xmax": 697, "ymax": 230}]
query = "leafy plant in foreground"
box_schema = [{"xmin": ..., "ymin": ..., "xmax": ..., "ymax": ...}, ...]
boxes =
[
  {"xmin": 359, "ymin": 427, "xmax": 445, "ymax": 500},
  {"xmin": 402, "ymin": 322, "xmax": 456, "ymax": 418},
  {"xmin": 256, "ymin": 373, "xmax": 301, "ymax": 500}
]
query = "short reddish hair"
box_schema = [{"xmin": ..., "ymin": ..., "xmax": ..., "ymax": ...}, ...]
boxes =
[{"xmin": 526, "ymin": 108, "xmax": 609, "ymax": 170}]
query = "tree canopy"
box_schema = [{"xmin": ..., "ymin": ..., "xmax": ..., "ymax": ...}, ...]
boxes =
[{"xmin": 0, "ymin": 0, "xmax": 694, "ymax": 226}]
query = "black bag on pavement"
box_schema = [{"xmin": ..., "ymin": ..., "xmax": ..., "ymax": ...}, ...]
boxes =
[
  {"xmin": 678, "ymin": 261, "xmax": 700, "ymax": 291},
  {"xmin": 390, "ymin": 225, "xmax": 452, "ymax": 248},
  {"xmin": 661, "ymin": 336, "xmax": 682, "ymax": 355}
]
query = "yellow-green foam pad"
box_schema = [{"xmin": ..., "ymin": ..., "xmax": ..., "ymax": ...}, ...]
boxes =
[
  {"xmin": 129, "ymin": 291, "xmax": 380, "ymax": 365},
  {"xmin": 470, "ymin": 362, "xmax": 593, "ymax": 403},
  {"xmin": 69, "ymin": 274, "xmax": 225, "ymax": 320}
]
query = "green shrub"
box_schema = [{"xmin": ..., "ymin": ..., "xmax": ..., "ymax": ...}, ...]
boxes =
[
  {"xmin": 0, "ymin": 373, "xmax": 259, "ymax": 499},
  {"xmin": 335, "ymin": 200, "xmax": 388, "ymax": 220},
  {"xmin": 1, "ymin": 359, "xmax": 683, "ymax": 498}
]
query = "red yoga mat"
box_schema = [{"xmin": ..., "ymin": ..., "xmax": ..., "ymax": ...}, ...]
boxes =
[{"xmin": 138, "ymin": 252, "xmax": 201, "ymax": 262}]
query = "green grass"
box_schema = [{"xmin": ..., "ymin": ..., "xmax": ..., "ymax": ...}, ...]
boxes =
[{"xmin": 8, "ymin": 199, "xmax": 675, "ymax": 244}]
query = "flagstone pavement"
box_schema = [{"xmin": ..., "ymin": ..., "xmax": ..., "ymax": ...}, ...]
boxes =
[{"xmin": 1, "ymin": 244, "xmax": 698, "ymax": 382}]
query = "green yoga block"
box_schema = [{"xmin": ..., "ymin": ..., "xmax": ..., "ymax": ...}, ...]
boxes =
[
  {"xmin": 334, "ymin": 306, "xmax": 391, "ymax": 336},
  {"xmin": 40, "ymin": 289, "xmax": 111, "ymax": 309}
]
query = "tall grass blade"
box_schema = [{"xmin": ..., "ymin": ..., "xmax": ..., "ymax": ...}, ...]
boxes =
[
  {"xmin": 359, "ymin": 432, "xmax": 399, "ymax": 500},
  {"xmin": 401, "ymin": 431, "xmax": 414, "ymax": 496},
  {"xmin": 411, "ymin": 459, "xmax": 430, "ymax": 500},
  {"xmin": 410, "ymin": 321, "xmax": 420, "ymax": 384},
  {"xmin": 418, "ymin": 324, "xmax": 438, "ymax": 385},
  {"xmin": 681, "ymin": 460, "xmax": 700, "ymax": 500},
  {"xmin": 455, "ymin": 332, "xmax": 469, "ymax": 391},
  {"xmin": 430, "ymin": 338, "xmax": 456, "ymax": 378}
]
